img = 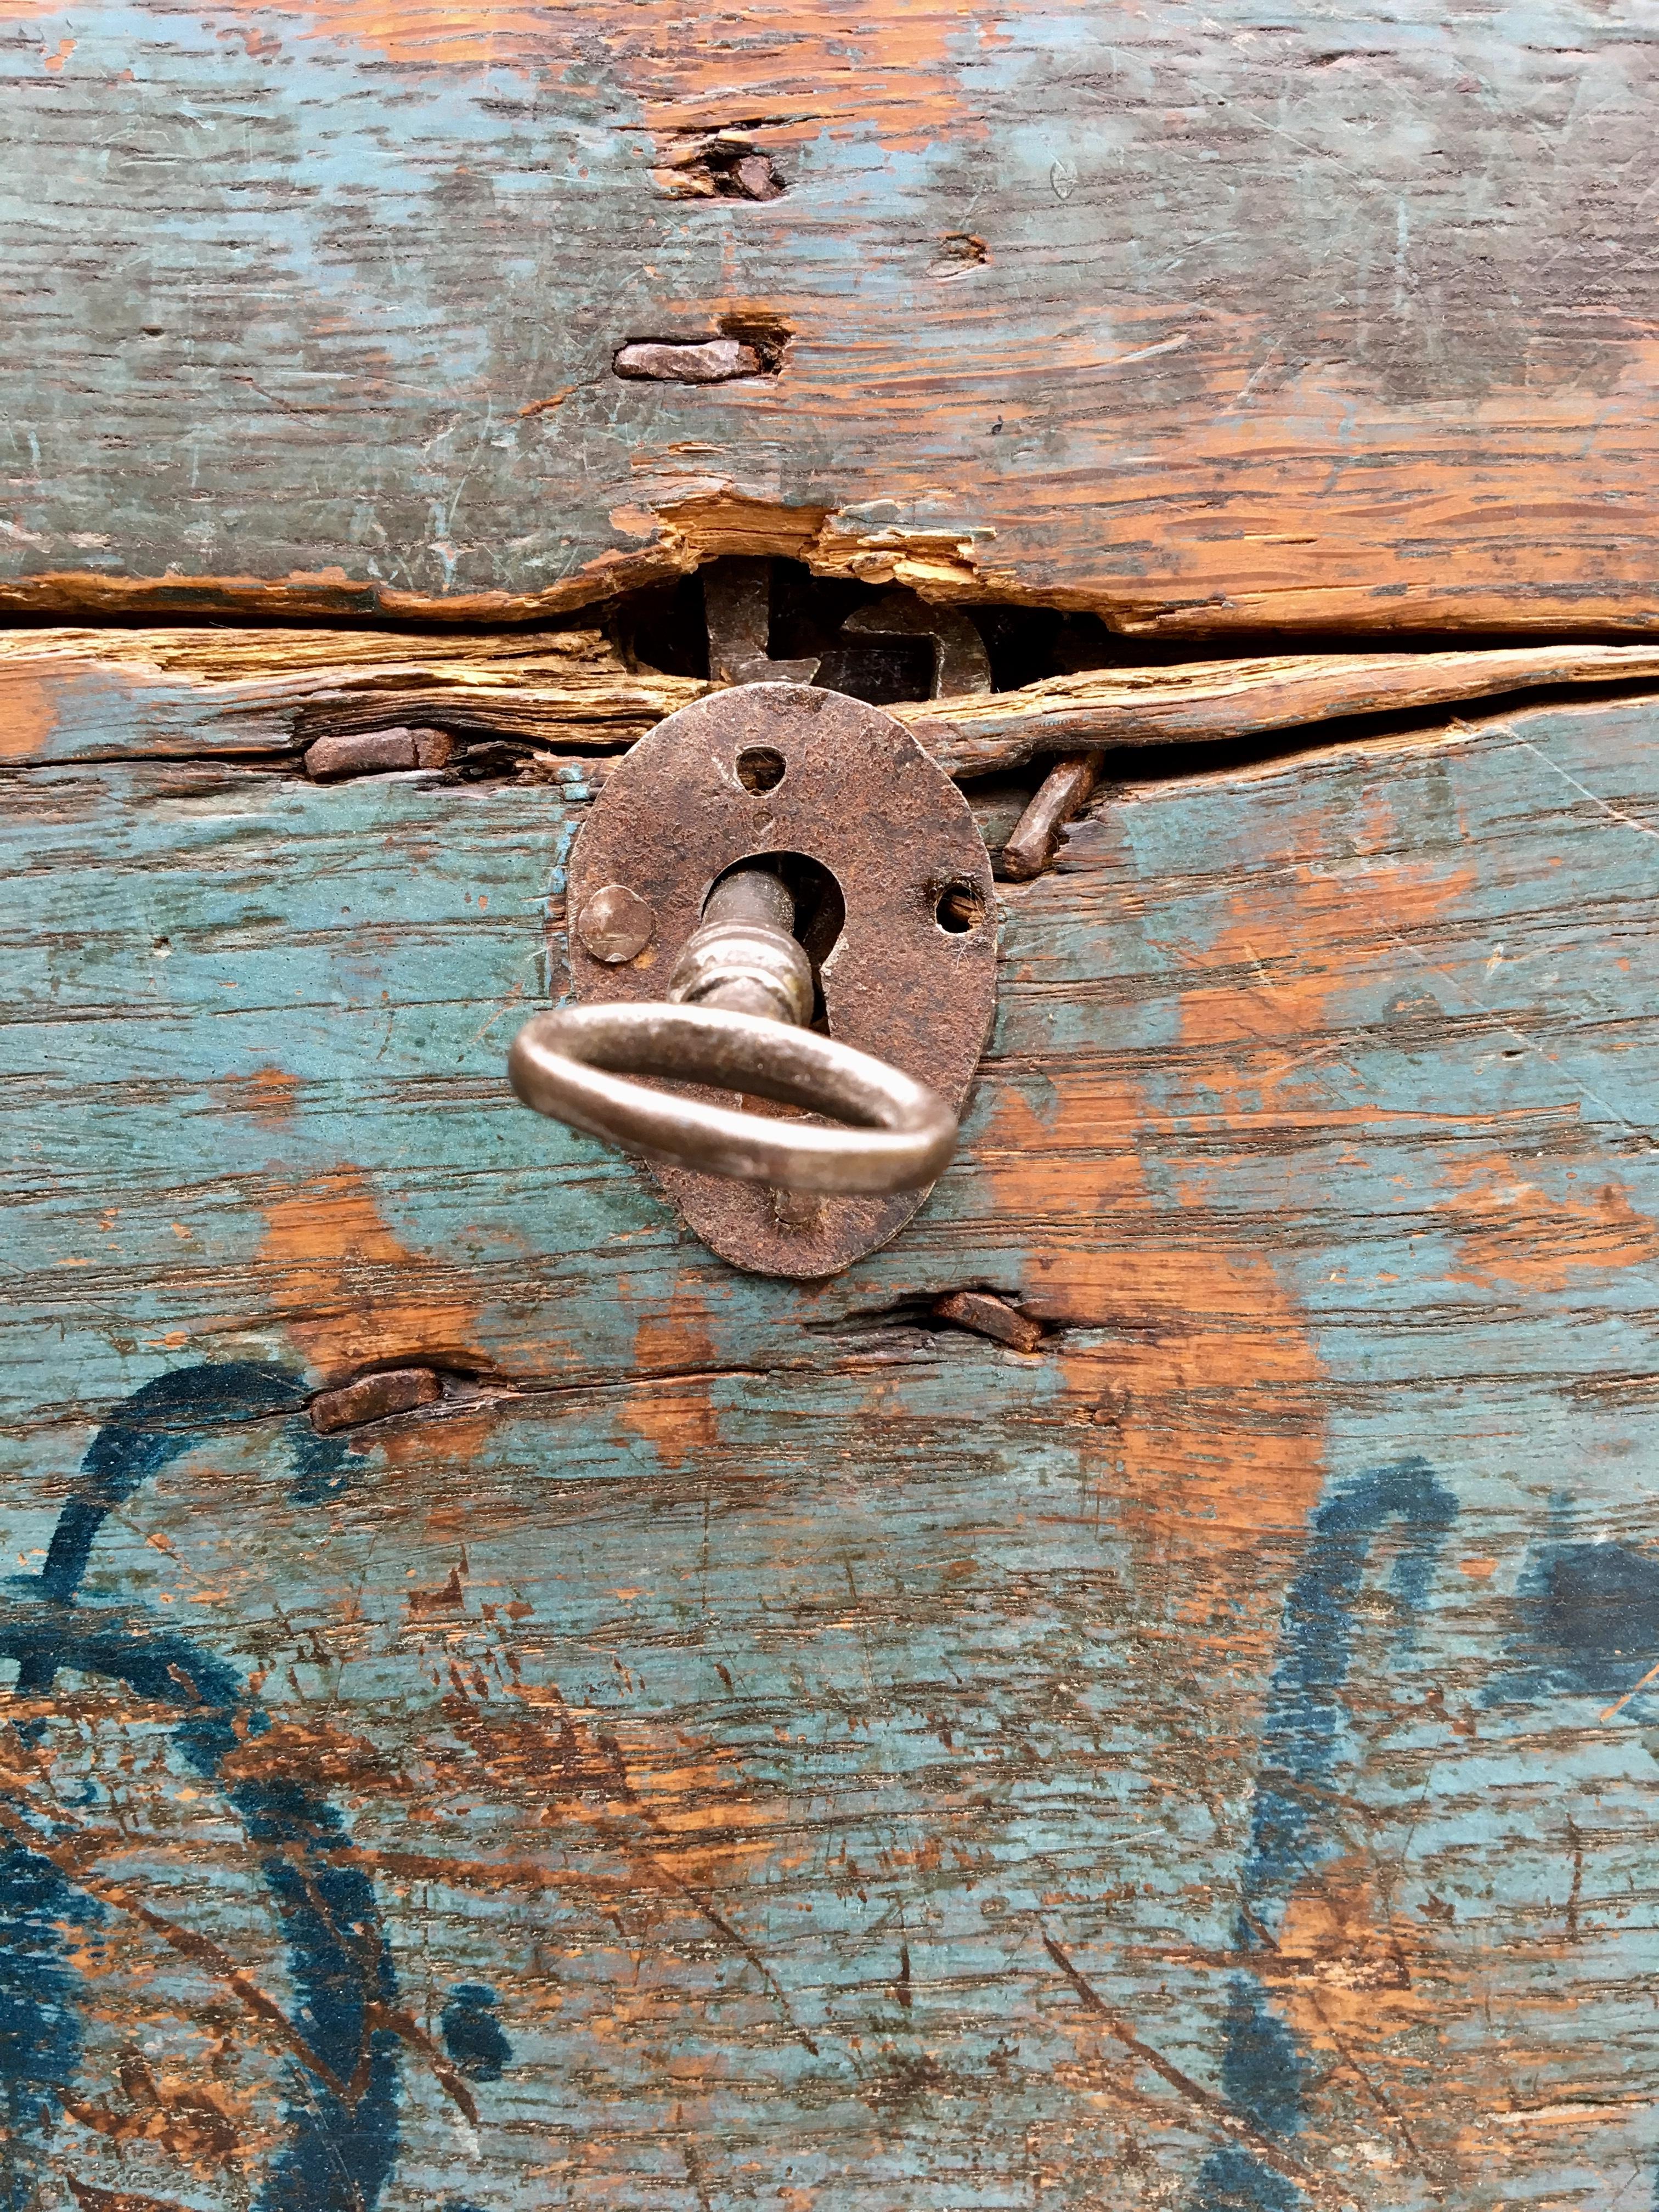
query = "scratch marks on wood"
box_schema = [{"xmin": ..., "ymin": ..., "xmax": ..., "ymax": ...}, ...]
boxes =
[
  {"xmin": 1041, "ymin": 1931, "xmax": 1335, "ymax": 2204},
  {"xmin": 1509, "ymin": 733, "xmax": 1659, "ymax": 842},
  {"xmin": 1436, "ymin": 1155, "xmax": 1659, "ymax": 1293},
  {"xmin": 9, "ymin": 689, "xmax": 1659, "ymax": 2202},
  {"xmin": 1600, "ymin": 1657, "xmax": 1659, "ymax": 1726},
  {"xmin": 1564, "ymin": 1817, "xmax": 1585, "ymax": 1937},
  {"xmin": 0, "ymin": 1793, "xmax": 357, "ymax": 2104},
  {"xmin": 8, "ymin": 9, "xmax": 1659, "ymax": 629}
]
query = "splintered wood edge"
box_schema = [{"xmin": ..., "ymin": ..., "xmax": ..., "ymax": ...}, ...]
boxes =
[
  {"xmin": 4, "ymin": 490, "xmax": 1659, "ymax": 642},
  {"xmin": 895, "ymin": 644, "xmax": 1659, "ymax": 772},
  {"xmin": 4, "ymin": 628, "xmax": 1659, "ymax": 775}
]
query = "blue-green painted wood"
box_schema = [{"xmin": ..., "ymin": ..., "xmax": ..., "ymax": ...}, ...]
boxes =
[{"xmin": 5, "ymin": 691, "xmax": 1659, "ymax": 2205}]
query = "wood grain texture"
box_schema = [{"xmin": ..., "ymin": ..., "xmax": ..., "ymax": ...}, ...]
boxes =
[
  {"xmin": 6, "ymin": 678, "xmax": 1659, "ymax": 2205},
  {"xmin": 0, "ymin": 625, "xmax": 703, "ymax": 763},
  {"xmin": 9, "ymin": 625, "xmax": 1659, "ymax": 776},
  {"xmin": 4, "ymin": 2, "xmax": 1659, "ymax": 633}
]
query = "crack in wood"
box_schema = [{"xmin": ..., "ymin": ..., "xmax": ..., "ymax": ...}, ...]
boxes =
[{"xmin": 8, "ymin": 618, "xmax": 1659, "ymax": 787}]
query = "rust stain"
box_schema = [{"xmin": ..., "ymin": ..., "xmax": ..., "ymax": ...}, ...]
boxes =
[
  {"xmin": 1437, "ymin": 1154, "xmax": 1659, "ymax": 1291},
  {"xmin": 252, "ymin": 1166, "xmax": 486, "ymax": 1384},
  {"xmin": 407, "ymin": 1562, "xmax": 467, "ymax": 1617},
  {"xmin": 61, "ymin": 2051, "xmax": 260, "ymax": 2180},
  {"xmin": 0, "ymin": 670, "xmax": 58, "ymax": 759},
  {"xmin": 213, "ymin": 1065, "xmax": 298, "ymax": 1129},
  {"xmin": 65, "ymin": 2182, "xmax": 198, "ymax": 2212}
]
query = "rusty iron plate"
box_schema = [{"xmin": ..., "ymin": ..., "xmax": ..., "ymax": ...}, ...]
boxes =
[{"xmin": 563, "ymin": 683, "xmax": 998, "ymax": 1277}]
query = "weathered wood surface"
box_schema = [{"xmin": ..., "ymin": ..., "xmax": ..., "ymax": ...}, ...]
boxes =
[
  {"xmin": 4, "ymin": 2, "xmax": 1659, "ymax": 634},
  {"xmin": 10, "ymin": 625, "xmax": 1659, "ymax": 776},
  {"xmin": 7, "ymin": 676, "xmax": 1659, "ymax": 2206}
]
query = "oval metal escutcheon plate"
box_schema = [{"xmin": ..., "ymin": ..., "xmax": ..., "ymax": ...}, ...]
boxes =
[{"xmin": 563, "ymin": 684, "xmax": 999, "ymax": 1277}]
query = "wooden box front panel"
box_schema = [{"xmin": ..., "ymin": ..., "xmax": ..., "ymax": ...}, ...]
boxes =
[{"xmin": 4, "ymin": 672, "xmax": 1658, "ymax": 2205}]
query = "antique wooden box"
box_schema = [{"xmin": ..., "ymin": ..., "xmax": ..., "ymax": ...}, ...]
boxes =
[{"xmin": 4, "ymin": 7, "xmax": 1659, "ymax": 2207}]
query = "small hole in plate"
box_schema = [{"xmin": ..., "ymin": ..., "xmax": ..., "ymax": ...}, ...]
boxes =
[
  {"xmin": 737, "ymin": 746, "xmax": 786, "ymax": 793},
  {"xmin": 935, "ymin": 880, "xmax": 984, "ymax": 934}
]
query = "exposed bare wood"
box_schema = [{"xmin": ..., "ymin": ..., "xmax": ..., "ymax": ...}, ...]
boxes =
[
  {"xmin": 7, "ymin": 627, "xmax": 1659, "ymax": 775},
  {"xmin": 0, "ymin": 625, "xmax": 705, "ymax": 759},
  {"xmin": 895, "ymin": 644, "xmax": 1659, "ymax": 772}
]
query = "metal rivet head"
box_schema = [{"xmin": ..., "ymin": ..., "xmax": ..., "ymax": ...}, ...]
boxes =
[
  {"xmin": 577, "ymin": 883, "xmax": 655, "ymax": 964},
  {"xmin": 772, "ymin": 1188, "xmax": 823, "ymax": 1233}
]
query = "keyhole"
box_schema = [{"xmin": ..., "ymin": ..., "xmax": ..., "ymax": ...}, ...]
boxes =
[{"xmin": 706, "ymin": 851, "xmax": 845, "ymax": 1029}]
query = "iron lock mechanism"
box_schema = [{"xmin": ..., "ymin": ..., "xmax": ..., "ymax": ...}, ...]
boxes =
[
  {"xmin": 508, "ymin": 682, "xmax": 999, "ymax": 1278},
  {"xmin": 510, "ymin": 868, "xmax": 960, "ymax": 1195}
]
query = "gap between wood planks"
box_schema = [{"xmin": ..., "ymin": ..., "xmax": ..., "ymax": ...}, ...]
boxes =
[{"xmin": 9, "ymin": 606, "xmax": 1659, "ymax": 805}]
